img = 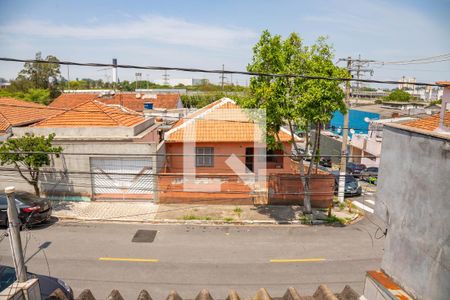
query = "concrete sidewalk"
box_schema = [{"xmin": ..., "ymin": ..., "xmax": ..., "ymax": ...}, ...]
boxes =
[
  {"xmin": 52, "ymin": 200, "xmax": 360, "ymax": 225},
  {"xmin": 52, "ymin": 201, "xmax": 158, "ymax": 222}
]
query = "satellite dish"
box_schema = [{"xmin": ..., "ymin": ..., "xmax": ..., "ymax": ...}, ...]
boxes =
[
  {"xmin": 364, "ymin": 117, "xmax": 370, "ymax": 123},
  {"xmin": 350, "ymin": 128, "xmax": 355, "ymax": 134},
  {"xmin": 337, "ymin": 128, "xmax": 342, "ymax": 134}
]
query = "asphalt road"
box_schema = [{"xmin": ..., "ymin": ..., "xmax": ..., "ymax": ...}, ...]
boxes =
[{"xmin": 0, "ymin": 218, "xmax": 385, "ymax": 299}]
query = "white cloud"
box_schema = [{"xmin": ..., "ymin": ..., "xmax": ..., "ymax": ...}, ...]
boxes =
[{"xmin": 0, "ymin": 15, "xmax": 256, "ymax": 50}]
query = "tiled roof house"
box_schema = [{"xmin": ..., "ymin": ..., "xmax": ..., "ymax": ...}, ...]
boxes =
[
  {"xmin": 0, "ymin": 98, "xmax": 60, "ymax": 137},
  {"xmin": 49, "ymin": 92, "xmax": 183, "ymax": 112},
  {"xmin": 159, "ymin": 98, "xmax": 335, "ymax": 207},
  {"xmin": 9, "ymin": 100, "xmax": 162, "ymax": 201}
]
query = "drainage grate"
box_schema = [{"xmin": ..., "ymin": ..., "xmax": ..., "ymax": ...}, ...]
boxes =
[{"xmin": 132, "ymin": 230, "xmax": 157, "ymax": 243}]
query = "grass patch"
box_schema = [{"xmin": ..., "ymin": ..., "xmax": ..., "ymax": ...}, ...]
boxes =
[
  {"xmin": 298, "ymin": 215, "xmax": 312, "ymax": 224},
  {"xmin": 233, "ymin": 207, "xmax": 243, "ymax": 217},
  {"xmin": 223, "ymin": 217, "xmax": 235, "ymax": 223},
  {"xmin": 181, "ymin": 215, "xmax": 212, "ymax": 221},
  {"xmin": 325, "ymin": 215, "xmax": 346, "ymax": 225}
]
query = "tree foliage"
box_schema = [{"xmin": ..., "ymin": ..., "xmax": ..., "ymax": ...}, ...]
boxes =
[
  {"xmin": 0, "ymin": 88, "xmax": 51, "ymax": 105},
  {"xmin": 0, "ymin": 133, "xmax": 62, "ymax": 196},
  {"xmin": 385, "ymin": 89, "xmax": 411, "ymax": 102},
  {"xmin": 239, "ymin": 30, "xmax": 348, "ymax": 213}
]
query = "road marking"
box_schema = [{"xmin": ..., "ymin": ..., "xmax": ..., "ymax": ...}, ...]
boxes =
[
  {"xmin": 270, "ymin": 258, "xmax": 326, "ymax": 263},
  {"xmin": 366, "ymin": 200, "xmax": 375, "ymax": 205},
  {"xmin": 352, "ymin": 201, "xmax": 374, "ymax": 214},
  {"xmin": 99, "ymin": 257, "xmax": 159, "ymax": 262}
]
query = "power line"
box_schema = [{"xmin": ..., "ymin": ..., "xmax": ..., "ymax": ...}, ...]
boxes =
[
  {"xmin": 0, "ymin": 150, "xmax": 381, "ymax": 158},
  {"xmin": 372, "ymin": 53, "xmax": 450, "ymax": 65},
  {"xmin": 0, "ymin": 57, "xmax": 447, "ymax": 87}
]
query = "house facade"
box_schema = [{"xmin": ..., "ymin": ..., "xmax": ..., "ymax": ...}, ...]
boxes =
[
  {"xmin": 158, "ymin": 98, "xmax": 335, "ymax": 207},
  {"xmin": 3, "ymin": 100, "xmax": 163, "ymax": 201}
]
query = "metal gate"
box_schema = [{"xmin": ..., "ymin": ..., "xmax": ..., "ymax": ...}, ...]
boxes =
[{"xmin": 90, "ymin": 157, "xmax": 153, "ymax": 199}]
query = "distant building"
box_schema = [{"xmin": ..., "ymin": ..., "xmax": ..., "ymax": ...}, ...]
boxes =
[
  {"xmin": 398, "ymin": 76, "xmax": 416, "ymax": 90},
  {"xmin": 153, "ymin": 78, "xmax": 209, "ymax": 86}
]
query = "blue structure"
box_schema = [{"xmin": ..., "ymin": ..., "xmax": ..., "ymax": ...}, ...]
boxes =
[{"xmin": 329, "ymin": 109, "xmax": 380, "ymax": 137}]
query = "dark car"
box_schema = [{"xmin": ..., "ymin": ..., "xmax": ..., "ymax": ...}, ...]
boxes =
[
  {"xmin": 319, "ymin": 156, "xmax": 332, "ymax": 168},
  {"xmin": 0, "ymin": 265, "xmax": 73, "ymax": 299},
  {"xmin": 360, "ymin": 167, "xmax": 379, "ymax": 182},
  {"xmin": 0, "ymin": 192, "xmax": 52, "ymax": 227},
  {"xmin": 346, "ymin": 162, "xmax": 366, "ymax": 176},
  {"xmin": 332, "ymin": 171, "xmax": 362, "ymax": 196}
]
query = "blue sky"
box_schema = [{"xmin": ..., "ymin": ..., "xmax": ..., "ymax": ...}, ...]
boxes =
[{"xmin": 0, "ymin": 0, "xmax": 449, "ymax": 86}]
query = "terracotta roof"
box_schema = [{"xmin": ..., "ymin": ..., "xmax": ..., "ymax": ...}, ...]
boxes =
[
  {"xmin": 436, "ymin": 81, "xmax": 450, "ymax": 86},
  {"xmin": 49, "ymin": 93, "xmax": 97, "ymax": 109},
  {"xmin": 32, "ymin": 100, "xmax": 144, "ymax": 127},
  {"xmin": 50, "ymin": 92, "xmax": 182, "ymax": 112},
  {"xmin": 0, "ymin": 98, "xmax": 60, "ymax": 132},
  {"xmin": 141, "ymin": 94, "xmax": 181, "ymax": 109},
  {"xmin": 166, "ymin": 98, "xmax": 293, "ymax": 143},
  {"xmin": 401, "ymin": 111, "xmax": 450, "ymax": 132}
]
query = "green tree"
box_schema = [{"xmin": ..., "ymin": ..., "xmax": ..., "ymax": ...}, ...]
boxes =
[
  {"xmin": 385, "ymin": 89, "xmax": 411, "ymax": 102},
  {"xmin": 0, "ymin": 88, "xmax": 51, "ymax": 105},
  {"xmin": 18, "ymin": 52, "xmax": 61, "ymax": 98},
  {"xmin": 0, "ymin": 133, "xmax": 63, "ymax": 197},
  {"xmin": 240, "ymin": 30, "xmax": 348, "ymax": 213}
]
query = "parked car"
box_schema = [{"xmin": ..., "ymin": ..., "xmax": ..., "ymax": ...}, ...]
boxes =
[
  {"xmin": 0, "ymin": 192, "xmax": 52, "ymax": 227},
  {"xmin": 0, "ymin": 265, "xmax": 73, "ymax": 299},
  {"xmin": 360, "ymin": 167, "xmax": 379, "ymax": 182},
  {"xmin": 346, "ymin": 162, "xmax": 366, "ymax": 176},
  {"xmin": 319, "ymin": 156, "xmax": 332, "ymax": 168},
  {"xmin": 332, "ymin": 171, "xmax": 362, "ymax": 196}
]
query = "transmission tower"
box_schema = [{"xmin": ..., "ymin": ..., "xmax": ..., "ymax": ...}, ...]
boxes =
[
  {"xmin": 220, "ymin": 64, "xmax": 226, "ymax": 89},
  {"xmin": 162, "ymin": 70, "xmax": 170, "ymax": 85}
]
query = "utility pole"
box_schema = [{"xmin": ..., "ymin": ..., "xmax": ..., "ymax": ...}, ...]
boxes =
[
  {"xmin": 337, "ymin": 58, "xmax": 352, "ymax": 203},
  {"xmin": 347, "ymin": 55, "xmax": 374, "ymax": 103},
  {"xmin": 5, "ymin": 186, "xmax": 27, "ymax": 282}
]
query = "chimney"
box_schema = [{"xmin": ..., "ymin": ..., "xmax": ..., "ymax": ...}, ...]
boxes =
[{"xmin": 112, "ymin": 58, "xmax": 118, "ymax": 85}]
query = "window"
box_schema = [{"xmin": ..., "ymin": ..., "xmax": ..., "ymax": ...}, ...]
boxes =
[{"xmin": 196, "ymin": 147, "xmax": 214, "ymax": 167}]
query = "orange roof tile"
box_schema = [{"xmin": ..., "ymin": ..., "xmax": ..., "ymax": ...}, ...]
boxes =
[
  {"xmin": 50, "ymin": 92, "xmax": 182, "ymax": 112},
  {"xmin": 0, "ymin": 98, "xmax": 60, "ymax": 132},
  {"xmin": 141, "ymin": 94, "xmax": 181, "ymax": 109},
  {"xmin": 49, "ymin": 93, "xmax": 97, "ymax": 109},
  {"xmin": 436, "ymin": 81, "xmax": 450, "ymax": 86},
  {"xmin": 33, "ymin": 100, "xmax": 144, "ymax": 127},
  {"xmin": 166, "ymin": 98, "xmax": 294, "ymax": 143},
  {"xmin": 401, "ymin": 111, "xmax": 450, "ymax": 132}
]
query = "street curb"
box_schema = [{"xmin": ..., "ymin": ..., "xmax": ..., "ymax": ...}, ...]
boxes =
[{"xmin": 53, "ymin": 214, "xmax": 363, "ymax": 226}]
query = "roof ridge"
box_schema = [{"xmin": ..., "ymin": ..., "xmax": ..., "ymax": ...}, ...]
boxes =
[
  {"xmin": 31, "ymin": 99, "xmax": 98, "ymax": 127},
  {"xmin": 166, "ymin": 97, "xmax": 235, "ymax": 138},
  {"xmin": 91, "ymin": 100, "xmax": 122, "ymax": 126}
]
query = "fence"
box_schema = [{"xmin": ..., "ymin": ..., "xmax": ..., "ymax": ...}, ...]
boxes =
[{"xmin": 157, "ymin": 172, "xmax": 335, "ymax": 207}]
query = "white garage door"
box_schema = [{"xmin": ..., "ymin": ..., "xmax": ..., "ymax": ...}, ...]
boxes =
[{"xmin": 90, "ymin": 158, "xmax": 153, "ymax": 198}]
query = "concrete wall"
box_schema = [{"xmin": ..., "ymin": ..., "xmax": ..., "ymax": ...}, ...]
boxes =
[
  {"xmin": 310, "ymin": 131, "xmax": 343, "ymax": 164},
  {"xmin": 0, "ymin": 139, "xmax": 157, "ymax": 201},
  {"xmin": 375, "ymin": 126, "xmax": 450, "ymax": 300},
  {"xmin": 12, "ymin": 118, "xmax": 154, "ymax": 138}
]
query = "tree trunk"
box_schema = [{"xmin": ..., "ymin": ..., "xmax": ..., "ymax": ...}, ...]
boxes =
[
  {"xmin": 287, "ymin": 120, "xmax": 312, "ymax": 214},
  {"xmin": 32, "ymin": 183, "xmax": 40, "ymax": 197},
  {"xmin": 314, "ymin": 123, "xmax": 322, "ymax": 174}
]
